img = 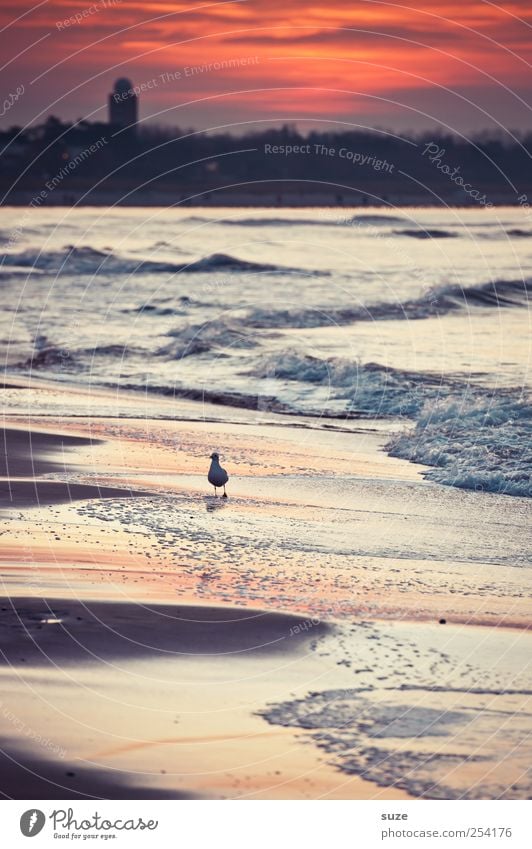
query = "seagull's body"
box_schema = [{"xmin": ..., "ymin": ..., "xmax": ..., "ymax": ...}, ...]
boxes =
[{"xmin": 208, "ymin": 452, "xmax": 229, "ymax": 497}]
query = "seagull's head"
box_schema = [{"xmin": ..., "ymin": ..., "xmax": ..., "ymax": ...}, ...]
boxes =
[{"xmin": 210, "ymin": 452, "xmax": 219, "ymax": 461}]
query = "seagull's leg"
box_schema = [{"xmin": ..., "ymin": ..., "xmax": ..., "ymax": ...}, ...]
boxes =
[
  {"xmin": 222, "ymin": 485, "xmax": 227, "ymax": 498},
  {"xmin": 213, "ymin": 486, "xmax": 217, "ymax": 497}
]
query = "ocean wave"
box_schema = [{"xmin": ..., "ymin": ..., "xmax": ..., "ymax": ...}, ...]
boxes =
[
  {"xmin": 18, "ymin": 345, "xmax": 78, "ymax": 370},
  {"xmin": 394, "ymin": 228, "xmax": 457, "ymax": 239},
  {"xmin": 506, "ymin": 228, "xmax": 532, "ymax": 238},
  {"xmin": 249, "ymin": 350, "xmax": 531, "ymax": 496},
  {"xmin": 16, "ymin": 338, "xmax": 141, "ymax": 371},
  {"xmin": 158, "ymin": 320, "xmax": 260, "ymax": 359},
  {"xmin": 217, "ymin": 215, "xmax": 400, "ymax": 228},
  {"xmin": 0, "ymin": 246, "xmax": 181, "ymax": 275},
  {"xmin": 221, "ymin": 219, "xmax": 458, "ymax": 237},
  {"xmin": 411, "ymin": 278, "xmax": 532, "ymax": 315},
  {"xmin": 249, "ymin": 351, "xmax": 459, "ymax": 416},
  {"xmin": 125, "ymin": 295, "xmax": 204, "ymax": 317},
  {"xmin": 182, "ymin": 252, "xmax": 313, "ymax": 274},
  {"xmin": 184, "ymin": 213, "xmax": 408, "ymax": 228},
  {"xmin": 131, "ymin": 304, "xmax": 187, "ymax": 317},
  {"xmin": 20, "ymin": 328, "xmax": 529, "ymax": 496},
  {"xmin": 0, "ymin": 246, "xmax": 317, "ymax": 276},
  {"xmin": 85, "ymin": 343, "xmax": 141, "ymax": 357},
  {"xmin": 219, "ymin": 216, "xmax": 333, "ymax": 227},
  {"xmin": 388, "ymin": 393, "xmax": 532, "ymax": 498},
  {"xmin": 243, "ymin": 278, "xmax": 532, "ymax": 328},
  {"xmin": 345, "ymin": 214, "xmax": 407, "ymax": 226}
]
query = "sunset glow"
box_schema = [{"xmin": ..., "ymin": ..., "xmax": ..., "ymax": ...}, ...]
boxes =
[{"xmin": 1, "ymin": 0, "xmax": 532, "ymax": 132}]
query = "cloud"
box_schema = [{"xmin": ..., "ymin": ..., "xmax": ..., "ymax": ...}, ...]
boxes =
[
  {"xmin": 222, "ymin": 25, "xmax": 463, "ymax": 47},
  {"xmin": 0, "ymin": 0, "xmax": 531, "ymax": 134}
]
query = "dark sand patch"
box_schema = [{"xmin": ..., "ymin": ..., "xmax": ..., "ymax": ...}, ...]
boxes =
[
  {"xmin": 0, "ymin": 739, "xmax": 196, "ymax": 800},
  {"xmin": 0, "ymin": 479, "xmax": 141, "ymax": 509},
  {"xmin": 0, "ymin": 425, "xmax": 145, "ymax": 508},
  {"xmin": 0, "ymin": 597, "xmax": 331, "ymax": 666},
  {"xmin": 1, "ymin": 426, "xmax": 100, "ymax": 477}
]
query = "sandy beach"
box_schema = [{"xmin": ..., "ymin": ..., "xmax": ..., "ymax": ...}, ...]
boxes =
[
  {"xmin": 2, "ymin": 0, "xmax": 532, "ymax": 825},
  {"xmin": 0, "ymin": 373, "xmax": 530, "ymax": 800}
]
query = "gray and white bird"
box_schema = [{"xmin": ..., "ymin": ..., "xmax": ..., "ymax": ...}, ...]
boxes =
[{"xmin": 208, "ymin": 452, "xmax": 229, "ymax": 497}]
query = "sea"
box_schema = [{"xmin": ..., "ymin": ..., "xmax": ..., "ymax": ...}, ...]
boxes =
[{"xmin": 1, "ymin": 205, "xmax": 531, "ymax": 497}]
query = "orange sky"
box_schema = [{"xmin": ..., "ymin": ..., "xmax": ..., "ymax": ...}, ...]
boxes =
[{"xmin": 1, "ymin": 0, "xmax": 532, "ymax": 133}]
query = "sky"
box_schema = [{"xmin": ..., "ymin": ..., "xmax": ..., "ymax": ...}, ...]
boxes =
[{"xmin": 1, "ymin": 0, "xmax": 532, "ymax": 135}]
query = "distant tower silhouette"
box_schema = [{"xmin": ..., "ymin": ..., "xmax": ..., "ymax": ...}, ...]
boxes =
[{"xmin": 108, "ymin": 78, "xmax": 137, "ymax": 132}]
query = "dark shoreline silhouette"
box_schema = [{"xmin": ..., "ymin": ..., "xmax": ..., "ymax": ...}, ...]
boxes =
[{"xmin": 1, "ymin": 118, "xmax": 531, "ymax": 206}]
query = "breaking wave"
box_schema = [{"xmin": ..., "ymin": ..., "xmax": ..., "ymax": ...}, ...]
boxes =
[
  {"xmin": 249, "ymin": 350, "xmax": 531, "ymax": 496},
  {"xmin": 158, "ymin": 320, "xmax": 260, "ymax": 359},
  {"xmin": 13, "ymin": 328, "xmax": 531, "ymax": 497},
  {"xmin": 249, "ymin": 351, "xmax": 461, "ymax": 416},
  {"xmin": 387, "ymin": 393, "xmax": 532, "ymax": 498}
]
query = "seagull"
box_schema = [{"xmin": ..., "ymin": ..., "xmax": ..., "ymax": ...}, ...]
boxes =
[{"xmin": 208, "ymin": 452, "xmax": 229, "ymax": 497}]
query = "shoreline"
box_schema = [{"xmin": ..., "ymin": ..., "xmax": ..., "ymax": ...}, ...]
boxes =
[
  {"xmin": 1, "ymin": 383, "xmax": 530, "ymax": 629},
  {"xmin": 0, "ymin": 376, "xmax": 531, "ymax": 799}
]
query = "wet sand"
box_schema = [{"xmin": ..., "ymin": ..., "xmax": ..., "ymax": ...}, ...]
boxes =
[
  {"xmin": 0, "ymin": 376, "xmax": 531, "ymax": 799},
  {"xmin": 0, "ymin": 597, "xmax": 332, "ymax": 665},
  {"xmin": 0, "ymin": 595, "xmax": 411, "ymax": 800},
  {"xmin": 0, "ymin": 425, "xmax": 142, "ymax": 509}
]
